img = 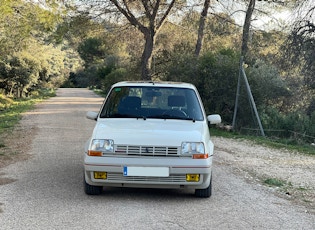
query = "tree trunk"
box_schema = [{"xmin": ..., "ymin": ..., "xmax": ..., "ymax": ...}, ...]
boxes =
[
  {"xmin": 241, "ymin": 0, "xmax": 256, "ymax": 60},
  {"xmin": 195, "ymin": 0, "xmax": 211, "ymax": 57},
  {"xmin": 9, "ymin": 82, "xmax": 14, "ymax": 96},
  {"xmin": 141, "ymin": 29, "xmax": 155, "ymax": 80},
  {"xmin": 108, "ymin": 0, "xmax": 176, "ymax": 81}
]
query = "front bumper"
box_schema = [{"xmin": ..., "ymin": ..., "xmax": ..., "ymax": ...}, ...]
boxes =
[{"xmin": 84, "ymin": 155, "xmax": 212, "ymax": 189}]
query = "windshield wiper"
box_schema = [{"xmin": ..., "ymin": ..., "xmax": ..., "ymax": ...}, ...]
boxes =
[
  {"xmin": 185, "ymin": 117, "xmax": 196, "ymax": 122},
  {"xmin": 119, "ymin": 114, "xmax": 147, "ymax": 120},
  {"xmin": 136, "ymin": 116, "xmax": 147, "ymax": 120},
  {"xmin": 147, "ymin": 115, "xmax": 195, "ymax": 122}
]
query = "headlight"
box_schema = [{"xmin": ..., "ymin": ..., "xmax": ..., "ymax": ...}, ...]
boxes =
[
  {"xmin": 90, "ymin": 139, "xmax": 114, "ymax": 153},
  {"xmin": 181, "ymin": 142, "xmax": 205, "ymax": 155}
]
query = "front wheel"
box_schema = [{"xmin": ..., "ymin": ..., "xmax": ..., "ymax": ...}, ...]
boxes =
[
  {"xmin": 84, "ymin": 175, "xmax": 103, "ymax": 195},
  {"xmin": 195, "ymin": 176, "xmax": 212, "ymax": 198}
]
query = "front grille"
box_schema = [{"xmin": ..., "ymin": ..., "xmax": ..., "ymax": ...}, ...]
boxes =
[
  {"xmin": 115, "ymin": 145, "xmax": 179, "ymax": 156},
  {"xmin": 107, "ymin": 173, "xmax": 187, "ymax": 183}
]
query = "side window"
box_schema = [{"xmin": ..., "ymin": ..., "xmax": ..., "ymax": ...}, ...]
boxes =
[
  {"xmin": 185, "ymin": 90, "xmax": 204, "ymax": 120},
  {"xmin": 100, "ymin": 87, "xmax": 129, "ymax": 118}
]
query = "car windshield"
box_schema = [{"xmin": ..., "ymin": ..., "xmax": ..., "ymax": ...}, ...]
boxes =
[{"xmin": 99, "ymin": 86, "xmax": 204, "ymax": 121}]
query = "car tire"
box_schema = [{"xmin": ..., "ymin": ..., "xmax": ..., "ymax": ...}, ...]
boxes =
[
  {"xmin": 195, "ymin": 176, "xmax": 212, "ymax": 198},
  {"xmin": 84, "ymin": 175, "xmax": 103, "ymax": 195}
]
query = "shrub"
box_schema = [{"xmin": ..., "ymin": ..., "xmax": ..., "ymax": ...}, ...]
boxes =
[
  {"xmin": 166, "ymin": 49, "xmax": 239, "ymax": 122},
  {"xmin": 0, "ymin": 94, "xmax": 14, "ymax": 110},
  {"xmin": 260, "ymin": 107, "xmax": 315, "ymax": 143}
]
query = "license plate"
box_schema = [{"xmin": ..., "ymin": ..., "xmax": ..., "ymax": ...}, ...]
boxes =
[{"xmin": 123, "ymin": 166, "xmax": 169, "ymax": 177}]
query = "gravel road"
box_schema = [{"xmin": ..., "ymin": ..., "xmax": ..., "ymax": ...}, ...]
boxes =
[{"xmin": 0, "ymin": 88, "xmax": 314, "ymax": 229}]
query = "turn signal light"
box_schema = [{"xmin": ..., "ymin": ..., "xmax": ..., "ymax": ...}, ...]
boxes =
[
  {"xmin": 192, "ymin": 154, "xmax": 208, "ymax": 159},
  {"xmin": 88, "ymin": 150, "xmax": 102, "ymax": 156}
]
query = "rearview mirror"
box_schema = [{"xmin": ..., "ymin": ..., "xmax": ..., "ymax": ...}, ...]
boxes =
[
  {"xmin": 86, "ymin": 111, "xmax": 98, "ymax": 121},
  {"xmin": 207, "ymin": 114, "xmax": 221, "ymax": 124}
]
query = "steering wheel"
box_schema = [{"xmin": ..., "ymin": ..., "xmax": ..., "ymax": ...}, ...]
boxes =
[{"xmin": 163, "ymin": 109, "xmax": 188, "ymax": 118}]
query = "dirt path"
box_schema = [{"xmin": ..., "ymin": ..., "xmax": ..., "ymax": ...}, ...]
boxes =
[
  {"xmin": 0, "ymin": 88, "xmax": 314, "ymax": 229},
  {"xmin": 213, "ymin": 137, "xmax": 315, "ymax": 214}
]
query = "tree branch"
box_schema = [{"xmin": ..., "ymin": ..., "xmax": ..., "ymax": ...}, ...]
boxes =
[
  {"xmin": 156, "ymin": 0, "xmax": 175, "ymax": 32},
  {"xmin": 110, "ymin": 0, "xmax": 146, "ymax": 33}
]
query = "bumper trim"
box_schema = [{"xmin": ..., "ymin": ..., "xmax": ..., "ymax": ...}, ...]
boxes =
[{"xmin": 85, "ymin": 163, "xmax": 210, "ymax": 169}]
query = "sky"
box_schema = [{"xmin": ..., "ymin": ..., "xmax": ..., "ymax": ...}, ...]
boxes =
[{"xmin": 209, "ymin": 0, "xmax": 293, "ymax": 31}]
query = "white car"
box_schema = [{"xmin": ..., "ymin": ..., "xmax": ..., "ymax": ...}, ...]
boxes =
[{"xmin": 84, "ymin": 81, "xmax": 221, "ymax": 197}]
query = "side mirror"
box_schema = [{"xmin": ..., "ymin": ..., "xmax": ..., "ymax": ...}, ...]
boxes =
[
  {"xmin": 86, "ymin": 111, "xmax": 98, "ymax": 121},
  {"xmin": 207, "ymin": 114, "xmax": 221, "ymax": 124}
]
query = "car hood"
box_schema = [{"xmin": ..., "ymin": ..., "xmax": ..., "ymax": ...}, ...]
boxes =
[{"xmin": 92, "ymin": 119, "xmax": 207, "ymax": 146}]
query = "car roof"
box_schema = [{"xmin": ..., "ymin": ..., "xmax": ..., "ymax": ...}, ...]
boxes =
[{"xmin": 112, "ymin": 81, "xmax": 196, "ymax": 89}]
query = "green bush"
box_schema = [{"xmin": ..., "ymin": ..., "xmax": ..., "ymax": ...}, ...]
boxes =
[
  {"xmin": 101, "ymin": 67, "xmax": 141, "ymax": 93},
  {"xmin": 260, "ymin": 107, "xmax": 315, "ymax": 143},
  {"xmin": 164, "ymin": 51, "xmax": 314, "ymax": 144},
  {"xmin": 166, "ymin": 49, "xmax": 239, "ymax": 122},
  {"xmin": 0, "ymin": 94, "xmax": 14, "ymax": 110}
]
